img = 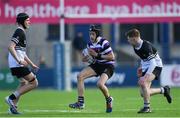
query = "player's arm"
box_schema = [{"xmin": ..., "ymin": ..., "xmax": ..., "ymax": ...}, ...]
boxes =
[
  {"xmin": 24, "ymin": 55, "xmax": 39, "ymax": 69},
  {"xmin": 81, "ymin": 48, "xmax": 91, "ymax": 62},
  {"xmin": 88, "ymin": 48, "xmax": 115, "ymax": 61},
  {"xmin": 82, "ymin": 55, "xmax": 89, "ymax": 62},
  {"xmin": 8, "ymin": 41, "xmax": 21, "ymax": 63},
  {"xmin": 142, "ymin": 58, "xmax": 156, "ymax": 80},
  {"xmin": 137, "ymin": 66, "xmax": 142, "ymax": 78},
  {"xmin": 9, "ymin": 29, "xmax": 28, "ymax": 66},
  {"xmin": 144, "ymin": 42, "xmax": 157, "ymax": 75},
  {"xmin": 146, "ymin": 58, "xmax": 156, "ymax": 75},
  {"xmin": 101, "ymin": 51, "xmax": 115, "ymax": 61}
]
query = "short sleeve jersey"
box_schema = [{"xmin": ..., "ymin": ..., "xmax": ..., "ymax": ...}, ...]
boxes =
[
  {"xmin": 87, "ymin": 36, "xmax": 115, "ymax": 65},
  {"xmin": 8, "ymin": 27, "xmax": 27, "ymax": 68},
  {"xmin": 134, "ymin": 40, "xmax": 157, "ymax": 61},
  {"xmin": 11, "ymin": 28, "xmax": 26, "ymax": 50},
  {"xmin": 133, "ymin": 40, "xmax": 163, "ymax": 73}
]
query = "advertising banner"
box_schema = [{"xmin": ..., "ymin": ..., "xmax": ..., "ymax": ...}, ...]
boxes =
[
  {"xmin": 0, "ymin": 0, "xmax": 180, "ymax": 24},
  {"xmin": 0, "ymin": 66, "xmax": 160, "ymax": 89},
  {"xmin": 0, "ymin": 69, "xmax": 19, "ymax": 89},
  {"xmin": 70, "ymin": 66, "xmax": 160, "ymax": 88},
  {"xmin": 161, "ymin": 65, "xmax": 180, "ymax": 87}
]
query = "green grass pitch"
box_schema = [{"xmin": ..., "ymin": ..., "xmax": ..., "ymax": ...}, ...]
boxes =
[{"xmin": 0, "ymin": 87, "xmax": 179, "ymax": 117}]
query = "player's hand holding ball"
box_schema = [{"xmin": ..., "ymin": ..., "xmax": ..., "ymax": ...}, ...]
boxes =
[
  {"xmin": 82, "ymin": 48, "xmax": 95, "ymax": 64},
  {"xmin": 88, "ymin": 48, "xmax": 97, "ymax": 57}
]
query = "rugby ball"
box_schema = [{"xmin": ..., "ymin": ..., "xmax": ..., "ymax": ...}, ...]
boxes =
[{"xmin": 82, "ymin": 48, "xmax": 94, "ymax": 64}]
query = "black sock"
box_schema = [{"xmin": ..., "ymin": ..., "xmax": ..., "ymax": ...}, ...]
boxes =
[
  {"xmin": 9, "ymin": 94, "xmax": 16, "ymax": 100},
  {"xmin": 78, "ymin": 96, "xmax": 84, "ymax": 104}
]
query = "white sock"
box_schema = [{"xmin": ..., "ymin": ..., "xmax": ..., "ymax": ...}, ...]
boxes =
[
  {"xmin": 160, "ymin": 87, "xmax": 164, "ymax": 94},
  {"xmin": 13, "ymin": 91, "xmax": 20, "ymax": 98}
]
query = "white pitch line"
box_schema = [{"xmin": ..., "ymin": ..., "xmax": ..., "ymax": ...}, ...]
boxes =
[
  {"xmin": 121, "ymin": 108, "xmax": 180, "ymax": 111},
  {"xmin": 23, "ymin": 108, "xmax": 180, "ymax": 113},
  {"xmin": 1, "ymin": 108, "xmax": 178, "ymax": 114},
  {"xmin": 23, "ymin": 109, "xmax": 100, "ymax": 113},
  {"xmin": 23, "ymin": 109, "xmax": 81, "ymax": 113}
]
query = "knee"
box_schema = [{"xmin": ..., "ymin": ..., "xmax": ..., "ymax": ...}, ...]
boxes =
[
  {"xmin": 77, "ymin": 73, "xmax": 84, "ymax": 82},
  {"xmin": 138, "ymin": 79, "xmax": 147, "ymax": 88},
  {"xmin": 29, "ymin": 77, "xmax": 38, "ymax": 88},
  {"xmin": 140, "ymin": 92, "xmax": 144, "ymax": 97},
  {"xmin": 20, "ymin": 81, "xmax": 27, "ymax": 86},
  {"xmin": 97, "ymin": 82, "xmax": 103, "ymax": 88},
  {"xmin": 34, "ymin": 79, "xmax": 38, "ymax": 88}
]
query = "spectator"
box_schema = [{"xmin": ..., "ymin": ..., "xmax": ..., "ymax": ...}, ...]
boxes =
[
  {"xmin": 72, "ymin": 32, "xmax": 86, "ymax": 66},
  {"xmin": 39, "ymin": 55, "xmax": 47, "ymax": 68}
]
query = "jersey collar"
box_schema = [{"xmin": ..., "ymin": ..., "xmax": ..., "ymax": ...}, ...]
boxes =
[
  {"xmin": 17, "ymin": 26, "xmax": 25, "ymax": 32},
  {"xmin": 92, "ymin": 36, "xmax": 102, "ymax": 45},
  {"xmin": 135, "ymin": 38, "xmax": 143, "ymax": 50}
]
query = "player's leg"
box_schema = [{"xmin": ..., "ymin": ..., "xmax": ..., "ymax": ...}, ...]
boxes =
[
  {"xmin": 149, "ymin": 85, "xmax": 172, "ymax": 103},
  {"xmin": 149, "ymin": 67, "xmax": 172, "ymax": 103},
  {"xmin": 7, "ymin": 79, "xmax": 28, "ymax": 114},
  {"xmin": 139, "ymin": 78, "xmax": 160, "ymax": 97},
  {"xmin": 140, "ymin": 77, "xmax": 171, "ymax": 102},
  {"xmin": 149, "ymin": 88, "xmax": 161, "ymax": 96},
  {"xmin": 138, "ymin": 72, "xmax": 172, "ymax": 113},
  {"xmin": 69, "ymin": 66, "xmax": 96, "ymax": 109},
  {"xmin": 148, "ymin": 67, "xmax": 162, "ymax": 96},
  {"xmin": 6, "ymin": 72, "xmax": 38, "ymax": 114},
  {"xmin": 97, "ymin": 64, "xmax": 114, "ymax": 113},
  {"xmin": 13, "ymin": 79, "xmax": 28, "ymax": 106},
  {"xmin": 97, "ymin": 73, "xmax": 109, "ymax": 98},
  {"xmin": 138, "ymin": 68, "xmax": 161, "ymax": 97},
  {"xmin": 77, "ymin": 66, "xmax": 96, "ymax": 97},
  {"xmin": 138, "ymin": 74, "xmax": 155, "ymax": 113},
  {"xmin": 162, "ymin": 85, "xmax": 172, "ymax": 103},
  {"xmin": 97, "ymin": 73, "xmax": 113, "ymax": 113},
  {"xmin": 15, "ymin": 72, "xmax": 38, "ymax": 95}
]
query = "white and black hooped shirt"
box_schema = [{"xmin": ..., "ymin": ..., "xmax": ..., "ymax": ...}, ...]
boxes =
[{"xmin": 8, "ymin": 27, "xmax": 27, "ymax": 68}]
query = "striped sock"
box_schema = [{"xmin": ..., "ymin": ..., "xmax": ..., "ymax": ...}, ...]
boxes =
[
  {"xmin": 78, "ymin": 96, "xmax": 84, "ymax": 104},
  {"xmin": 160, "ymin": 87, "xmax": 165, "ymax": 94},
  {"xmin": 106, "ymin": 96, "xmax": 112, "ymax": 103},
  {"xmin": 144, "ymin": 102, "xmax": 150, "ymax": 108},
  {"xmin": 13, "ymin": 91, "xmax": 20, "ymax": 98}
]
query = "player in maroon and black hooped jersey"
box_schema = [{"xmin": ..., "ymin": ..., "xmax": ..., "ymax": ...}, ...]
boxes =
[
  {"xmin": 126, "ymin": 28, "xmax": 172, "ymax": 113},
  {"xmin": 69, "ymin": 24, "xmax": 115, "ymax": 113},
  {"xmin": 5, "ymin": 13, "xmax": 39, "ymax": 114}
]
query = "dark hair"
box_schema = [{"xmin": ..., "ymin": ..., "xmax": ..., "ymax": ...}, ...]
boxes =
[
  {"xmin": 125, "ymin": 28, "xmax": 140, "ymax": 38},
  {"xmin": 16, "ymin": 12, "xmax": 29, "ymax": 29},
  {"xmin": 89, "ymin": 24, "xmax": 101, "ymax": 37}
]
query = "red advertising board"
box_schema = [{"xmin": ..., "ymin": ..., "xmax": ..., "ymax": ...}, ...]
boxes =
[{"xmin": 0, "ymin": 0, "xmax": 180, "ymax": 24}]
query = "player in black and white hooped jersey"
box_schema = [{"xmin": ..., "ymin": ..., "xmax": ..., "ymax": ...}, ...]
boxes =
[
  {"xmin": 126, "ymin": 28, "xmax": 172, "ymax": 113},
  {"xmin": 69, "ymin": 25, "xmax": 115, "ymax": 113},
  {"xmin": 5, "ymin": 13, "xmax": 39, "ymax": 114}
]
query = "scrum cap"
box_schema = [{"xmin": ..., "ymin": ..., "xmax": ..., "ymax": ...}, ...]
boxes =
[
  {"xmin": 89, "ymin": 24, "xmax": 101, "ymax": 37},
  {"xmin": 16, "ymin": 13, "xmax": 29, "ymax": 29}
]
